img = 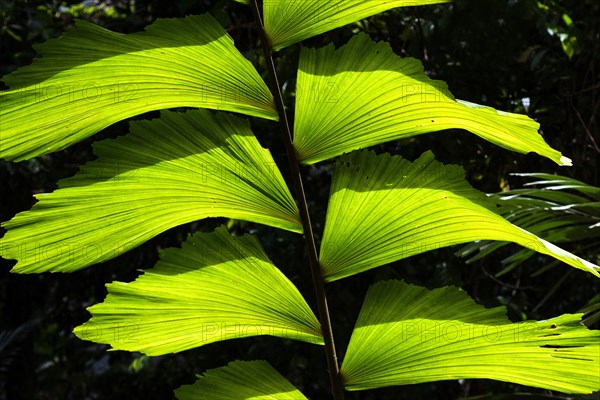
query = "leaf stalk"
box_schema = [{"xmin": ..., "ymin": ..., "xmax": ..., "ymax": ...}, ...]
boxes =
[{"xmin": 249, "ymin": 1, "xmax": 345, "ymax": 399}]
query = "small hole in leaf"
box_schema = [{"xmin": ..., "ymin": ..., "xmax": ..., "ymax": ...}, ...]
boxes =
[
  {"xmin": 550, "ymin": 324, "xmax": 557, "ymax": 329},
  {"xmin": 540, "ymin": 344, "xmax": 581, "ymax": 349}
]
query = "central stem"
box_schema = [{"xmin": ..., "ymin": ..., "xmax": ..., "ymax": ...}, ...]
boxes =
[{"xmin": 249, "ymin": 2, "xmax": 345, "ymax": 399}]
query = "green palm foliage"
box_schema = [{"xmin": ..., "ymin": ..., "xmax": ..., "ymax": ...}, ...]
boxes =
[
  {"xmin": 264, "ymin": 0, "xmax": 452, "ymax": 51},
  {"xmin": 0, "ymin": 14, "xmax": 277, "ymax": 161},
  {"xmin": 74, "ymin": 227, "xmax": 322, "ymax": 355},
  {"xmin": 1, "ymin": 1, "xmax": 598, "ymax": 398},
  {"xmin": 459, "ymin": 173, "xmax": 600, "ymax": 272},
  {"xmin": 319, "ymin": 150, "xmax": 599, "ymax": 281},
  {"xmin": 175, "ymin": 361, "xmax": 308, "ymax": 399},
  {"xmin": 342, "ymin": 280, "xmax": 600, "ymax": 393},
  {"xmin": 0, "ymin": 110, "xmax": 300, "ymax": 273},
  {"xmin": 294, "ymin": 34, "xmax": 570, "ymax": 165}
]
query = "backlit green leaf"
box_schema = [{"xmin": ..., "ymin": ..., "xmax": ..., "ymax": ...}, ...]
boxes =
[
  {"xmin": 0, "ymin": 110, "xmax": 301, "ymax": 273},
  {"xmin": 319, "ymin": 150, "xmax": 599, "ymax": 281},
  {"xmin": 175, "ymin": 360, "xmax": 308, "ymax": 399},
  {"xmin": 0, "ymin": 14, "xmax": 277, "ymax": 161},
  {"xmin": 294, "ymin": 34, "xmax": 570, "ymax": 166},
  {"xmin": 264, "ymin": 0, "xmax": 452, "ymax": 51},
  {"xmin": 342, "ymin": 280, "xmax": 600, "ymax": 393},
  {"xmin": 74, "ymin": 227, "xmax": 323, "ymax": 355}
]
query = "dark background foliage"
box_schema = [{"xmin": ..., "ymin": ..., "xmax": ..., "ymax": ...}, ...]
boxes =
[{"xmin": 0, "ymin": 0, "xmax": 598, "ymax": 399}]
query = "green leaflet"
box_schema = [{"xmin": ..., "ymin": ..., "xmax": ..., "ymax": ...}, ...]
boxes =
[
  {"xmin": 175, "ymin": 360, "xmax": 308, "ymax": 399},
  {"xmin": 263, "ymin": 0, "xmax": 452, "ymax": 51},
  {"xmin": 511, "ymin": 172, "xmax": 600, "ymax": 197},
  {"xmin": 0, "ymin": 14, "xmax": 277, "ymax": 161},
  {"xmin": 294, "ymin": 34, "xmax": 570, "ymax": 166},
  {"xmin": 341, "ymin": 280, "xmax": 600, "ymax": 393},
  {"xmin": 0, "ymin": 110, "xmax": 301, "ymax": 273},
  {"xmin": 459, "ymin": 173, "xmax": 600, "ymax": 273},
  {"xmin": 580, "ymin": 294, "xmax": 600, "ymax": 328},
  {"xmin": 319, "ymin": 150, "xmax": 600, "ymax": 281},
  {"xmin": 74, "ymin": 227, "xmax": 323, "ymax": 355}
]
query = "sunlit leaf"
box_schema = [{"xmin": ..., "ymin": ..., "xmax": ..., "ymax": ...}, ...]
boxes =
[
  {"xmin": 74, "ymin": 227, "xmax": 322, "ymax": 355},
  {"xmin": 264, "ymin": 0, "xmax": 452, "ymax": 51},
  {"xmin": 175, "ymin": 360, "xmax": 308, "ymax": 399},
  {"xmin": 294, "ymin": 34, "xmax": 570, "ymax": 166},
  {"xmin": 342, "ymin": 280, "xmax": 600, "ymax": 394},
  {"xmin": 0, "ymin": 14, "xmax": 277, "ymax": 161},
  {"xmin": 319, "ymin": 150, "xmax": 599, "ymax": 281},
  {"xmin": 0, "ymin": 110, "xmax": 301, "ymax": 273}
]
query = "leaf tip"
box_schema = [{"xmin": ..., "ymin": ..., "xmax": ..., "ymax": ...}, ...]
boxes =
[{"xmin": 559, "ymin": 156, "xmax": 573, "ymax": 166}]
